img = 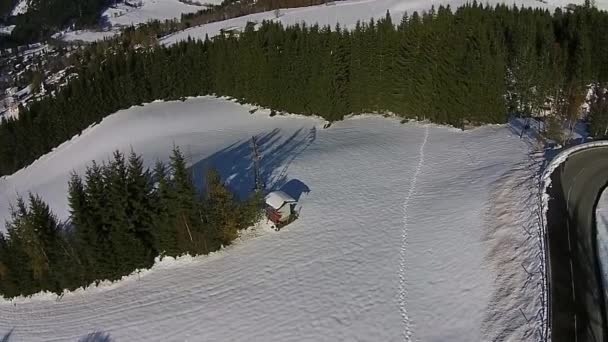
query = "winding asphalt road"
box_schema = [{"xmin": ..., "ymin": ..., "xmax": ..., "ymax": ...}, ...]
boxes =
[{"xmin": 546, "ymin": 145, "xmax": 608, "ymax": 342}]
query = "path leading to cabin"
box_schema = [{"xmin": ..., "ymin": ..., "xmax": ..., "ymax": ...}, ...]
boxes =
[{"xmin": 398, "ymin": 124, "xmax": 429, "ymax": 341}]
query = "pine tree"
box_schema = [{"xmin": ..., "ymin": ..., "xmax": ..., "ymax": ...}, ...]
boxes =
[
  {"xmin": 126, "ymin": 151, "xmax": 156, "ymax": 260},
  {"xmin": 152, "ymin": 161, "xmax": 181, "ymax": 256},
  {"xmin": 81, "ymin": 161, "xmax": 114, "ymax": 280},
  {"xmin": 5, "ymin": 194, "xmax": 65, "ymax": 293},
  {"xmin": 104, "ymin": 151, "xmax": 150, "ymax": 277},
  {"xmin": 68, "ymin": 173, "xmax": 90, "ymax": 260},
  {"xmin": 170, "ymin": 147, "xmax": 207, "ymax": 254},
  {"xmin": 5, "ymin": 2, "xmax": 608, "ymax": 179},
  {"xmin": 204, "ymin": 169, "xmax": 239, "ymax": 246}
]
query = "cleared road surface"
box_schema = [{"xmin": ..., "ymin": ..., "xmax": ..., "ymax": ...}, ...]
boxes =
[{"xmin": 546, "ymin": 145, "xmax": 608, "ymax": 342}]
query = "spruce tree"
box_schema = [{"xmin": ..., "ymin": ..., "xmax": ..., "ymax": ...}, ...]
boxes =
[
  {"xmin": 104, "ymin": 151, "xmax": 150, "ymax": 277},
  {"xmin": 170, "ymin": 147, "xmax": 207, "ymax": 254},
  {"xmin": 80, "ymin": 161, "xmax": 115, "ymax": 280},
  {"xmin": 126, "ymin": 151, "xmax": 156, "ymax": 260},
  {"xmin": 204, "ymin": 169, "xmax": 239, "ymax": 246},
  {"xmin": 152, "ymin": 161, "xmax": 181, "ymax": 257}
]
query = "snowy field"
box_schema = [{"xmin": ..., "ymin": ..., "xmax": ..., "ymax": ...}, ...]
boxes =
[
  {"xmin": 59, "ymin": 29, "xmax": 121, "ymax": 43},
  {"xmin": 0, "ymin": 97, "xmax": 545, "ymax": 341},
  {"xmin": 103, "ymin": 0, "xmax": 204, "ymax": 27},
  {"xmin": 161, "ymin": 0, "xmax": 608, "ymax": 45}
]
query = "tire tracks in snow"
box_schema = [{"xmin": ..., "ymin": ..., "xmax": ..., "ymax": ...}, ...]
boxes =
[{"xmin": 399, "ymin": 124, "xmax": 429, "ymax": 342}]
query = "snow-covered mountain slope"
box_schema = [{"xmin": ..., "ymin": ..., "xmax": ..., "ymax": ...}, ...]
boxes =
[
  {"xmin": 0, "ymin": 97, "xmax": 545, "ymax": 341},
  {"xmin": 162, "ymin": 0, "xmax": 608, "ymax": 45},
  {"xmin": 103, "ymin": 0, "xmax": 204, "ymax": 27},
  {"xmin": 54, "ymin": 0, "xmax": 608, "ymax": 43},
  {"xmin": 10, "ymin": 0, "xmax": 29, "ymax": 16}
]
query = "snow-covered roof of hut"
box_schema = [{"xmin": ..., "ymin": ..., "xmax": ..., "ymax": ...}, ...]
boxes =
[{"xmin": 265, "ymin": 191, "xmax": 296, "ymax": 210}]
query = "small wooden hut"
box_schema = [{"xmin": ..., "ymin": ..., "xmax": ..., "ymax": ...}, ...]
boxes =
[{"xmin": 265, "ymin": 191, "xmax": 297, "ymax": 227}]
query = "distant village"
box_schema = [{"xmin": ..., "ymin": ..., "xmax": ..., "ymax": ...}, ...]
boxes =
[{"xmin": 0, "ymin": 41, "xmax": 80, "ymax": 121}]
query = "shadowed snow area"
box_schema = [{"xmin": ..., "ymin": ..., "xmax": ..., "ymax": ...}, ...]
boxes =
[{"xmin": 0, "ymin": 97, "xmax": 543, "ymax": 341}]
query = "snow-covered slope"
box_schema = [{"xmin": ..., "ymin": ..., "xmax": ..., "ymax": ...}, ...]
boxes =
[
  {"xmin": 596, "ymin": 188, "xmax": 608, "ymax": 306},
  {"xmin": 0, "ymin": 97, "xmax": 545, "ymax": 341},
  {"xmin": 103, "ymin": 0, "xmax": 204, "ymax": 27},
  {"xmin": 0, "ymin": 25, "xmax": 15, "ymax": 35},
  {"xmin": 10, "ymin": 0, "xmax": 29, "ymax": 16},
  {"xmin": 58, "ymin": 29, "xmax": 121, "ymax": 43},
  {"xmin": 162, "ymin": 0, "xmax": 608, "ymax": 45},
  {"xmin": 53, "ymin": 0, "xmax": 608, "ymax": 43}
]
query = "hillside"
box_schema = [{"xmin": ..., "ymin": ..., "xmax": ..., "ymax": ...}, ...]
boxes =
[
  {"xmin": 0, "ymin": 97, "xmax": 545, "ymax": 341},
  {"xmin": 161, "ymin": 0, "xmax": 608, "ymax": 45},
  {"xmin": 103, "ymin": 0, "xmax": 208, "ymax": 27}
]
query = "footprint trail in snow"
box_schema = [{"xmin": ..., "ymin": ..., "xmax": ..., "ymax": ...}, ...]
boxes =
[{"xmin": 398, "ymin": 125, "xmax": 429, "ymax": 342}]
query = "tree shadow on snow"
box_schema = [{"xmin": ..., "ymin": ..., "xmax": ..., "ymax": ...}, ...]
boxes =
[
  {"xmin": 78, "ymin": 331, "xmax": 113, "ymax": 342},
  {"xmin": 508, "ymin": 117, "xmax": 543, "ymax": 142},
  {"xmin": 508, "ymin": 116, "xmax": 589, "ymax": 148},
  {"xmin": 188, "ymin": 127, "xmax": 316, "ymax": 200},
  {"xmin": 1, "ymin": 329, "xmax": 13, "ymax": 342}
]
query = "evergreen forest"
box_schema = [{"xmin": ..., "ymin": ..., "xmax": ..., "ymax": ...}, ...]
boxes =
[
  {"xmin": 3, "ymin": 3, "xmax": 608, "ymax": 176},
  {"xmin": 2, "ymin": 2, "xmax": 608, "ymax": 297},
  {"xmin": 0, "ymin": 148, "xmax": 260, "ymax": 298}
]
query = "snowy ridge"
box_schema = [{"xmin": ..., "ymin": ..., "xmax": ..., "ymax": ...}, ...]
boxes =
[
  {"xmin": 1, "ymin": 117, "xmax": 105, "ymax": 183},
  {"xmin": 398, "ymin": 124, "xmax": 429, "ymax": 342}
]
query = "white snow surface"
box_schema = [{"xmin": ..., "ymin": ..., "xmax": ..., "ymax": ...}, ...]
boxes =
[
  {"xmin": 597, "ymin": 189, "xmax": 608, "ymax": 300},
  {"xmin": 10, "ymin": 0, "xmax": 29, "ymax": 16},
  {"xmin": 103, "ymin": 0, "xmax": 204, "ymax": 27},
  {"xmin": 50, "ymin": 0, "xmax": 608, "ymax": 43},
  {"xmin": 59, "ymin": 29, "xmax": 121, "ymax": 42},
  {"xmin": 0, "ymin": 96, "xmax": 546, "ymax": 341},
  {"xmin": 161, "ymin": 0, "xmax": 608, "ymax": 45},
  {"xmin": 0, "ymin": 25, "xmax": 15, "ymax": 35}
]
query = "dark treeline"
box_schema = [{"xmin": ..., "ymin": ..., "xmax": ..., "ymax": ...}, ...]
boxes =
[
  {"xmin": 0, "ymin": 148, "xmax": 260, "ymax": 298},
  {"xmin": 8, "ymin": 0, "xmax": 112, "ymax": 43},
  {"xmin": 180, "ymin": 0, "xmax": 342, "ymax": 29},
  {"xmin": 2, "ymin": 2, "xmax": 608, "ymax": 176},
  {"xmin": 3, "ymin": 0, "xmax": 341, "ymax": 45}
]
